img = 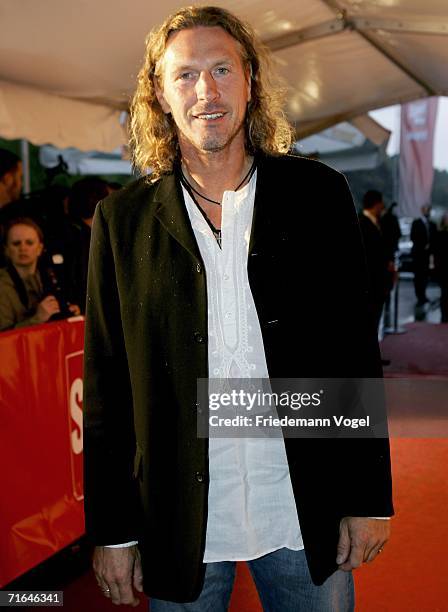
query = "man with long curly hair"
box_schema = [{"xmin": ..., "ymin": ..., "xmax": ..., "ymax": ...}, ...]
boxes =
[{"xmin": 83, "ymin": 6, "xmax": 393, "ymax": 610}]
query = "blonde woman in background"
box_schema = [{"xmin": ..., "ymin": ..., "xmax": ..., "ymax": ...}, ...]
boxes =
[{"xmin": 0, "ymin": 217, "xmax": 79, "ymax": 331}]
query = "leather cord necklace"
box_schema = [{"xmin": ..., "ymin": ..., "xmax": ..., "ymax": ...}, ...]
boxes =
[
  {"xmin": 179, "ymin": 159, "xmax": 256, "ymax": 249},
  {"xmin": 179, "ymin": 158, "xmax": 256, "ymax": 206}
]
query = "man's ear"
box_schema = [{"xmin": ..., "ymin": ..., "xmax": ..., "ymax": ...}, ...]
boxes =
[{"xmin": 153, "ymin": 76, "xmax": 171, "ymax": 114}]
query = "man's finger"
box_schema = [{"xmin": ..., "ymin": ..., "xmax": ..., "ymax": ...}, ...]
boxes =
[
  {"xmin": 363, "ymin": 539, "xmax": 381, "ymax": 563},
  {"xmin": 365, "ymin": 541, "xmax": 386, "ymax": 563},
  {"xmin": 98, "ymin": 583, "xmax": 111, "ymax": 599},
  {"xmin": 341, "ymin": 538, "xmax": 367, "ymax": 571},
  {"xmin": 107, "ymin": 581, "xmax": 122, "ymax": 605},
  {"xmin": 116, "ymin": 579, "xmax": 139, "ymax": 607},
  {"xmin": 133, "ymin": 554, "xmax": 144, "ymax": 593},
  {"xmin": 336, "ymin": 520, "xmax": 351, "ymax": 565}
]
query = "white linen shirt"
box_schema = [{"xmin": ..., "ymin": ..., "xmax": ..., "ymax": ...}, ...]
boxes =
[{"xmin": 182, "ymin": 172, "xmax": 303, "ymax": 562}]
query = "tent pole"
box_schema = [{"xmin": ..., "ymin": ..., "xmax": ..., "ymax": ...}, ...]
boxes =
[{"xmin": 20, "ymin": 139, "xmax": 31, "ymax": 195}]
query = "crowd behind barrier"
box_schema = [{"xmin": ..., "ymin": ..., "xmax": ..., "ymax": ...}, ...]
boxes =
[
  {"xmin": 0, "ymin": 318, "xmax": 85, "ymax": 586},
  {"xmin": 0, "ymin": 148, "xmax": 120, "ymax": 331}
]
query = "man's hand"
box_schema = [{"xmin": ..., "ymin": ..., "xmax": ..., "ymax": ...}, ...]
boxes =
[
  {"xmin": 93, "ymin": 545, "xmax": 143, "ymax": 606},
  {"xmin": 336, "ymin": 517, "xmax": 390, "ymax": 571}
]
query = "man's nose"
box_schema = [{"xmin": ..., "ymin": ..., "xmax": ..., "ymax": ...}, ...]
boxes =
[{"xmin": 195, "ymin": 71, "xmax": 219, "ymax": 102}]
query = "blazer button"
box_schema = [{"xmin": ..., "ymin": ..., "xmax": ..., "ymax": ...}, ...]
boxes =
[
  {"xmin": 196, "ymin": 263, "xmax": 202, "ymax": 274},
  {"xmin": 194, "ymin": 332, "xmax": 205, "ymax": 344},
  {"xmin": 195, "ymin": 471, "xmax": 205, "ymax": 483}
]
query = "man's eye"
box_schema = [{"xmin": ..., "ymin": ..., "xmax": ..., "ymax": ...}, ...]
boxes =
[
  {"xmin": 215, "ymin": 67, "xmax": 230, "ymax": 76},
  {"xmin": 178, "ymin": 72, "xmax": 194, "ymax": 80}
]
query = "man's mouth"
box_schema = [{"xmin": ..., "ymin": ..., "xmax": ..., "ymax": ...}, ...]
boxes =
[{"xmin": 194, "ymin": 112, "xmax": 225, "ymax": 121}]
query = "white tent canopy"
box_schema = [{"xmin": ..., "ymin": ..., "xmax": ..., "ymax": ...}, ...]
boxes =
[
  {"xmin": 297, "ymin": 116, "xmax": 391, "ymax": 171},
  {"xmin": 1, "ymin": 0, "xmax": 447, "ymax": 151}
]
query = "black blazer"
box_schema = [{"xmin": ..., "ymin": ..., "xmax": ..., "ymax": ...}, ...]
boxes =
[
  {"xmin": 358, "ymin": 213, "xmax": 389, "ymax": 304},
  {"xmin": 83, "ymin": 154, "xmax": 393, "ymax": 602}
]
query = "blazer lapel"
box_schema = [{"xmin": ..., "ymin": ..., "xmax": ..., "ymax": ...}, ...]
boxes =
[
  {"xmin": 153, "ymin": 171, "xmax": 203, "ymax": 262},
  {"xmin": 249, "ymin": 155, "xmax": 275, "ymax": 255},
  {"xmin": 153, "ymin": 156, "xmax": 274, "ymax": 259}
]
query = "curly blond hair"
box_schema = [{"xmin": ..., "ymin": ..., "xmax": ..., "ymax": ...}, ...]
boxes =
[{"xmin": 129, "ymin": 6, "xmax": 293, "ymax": 179}]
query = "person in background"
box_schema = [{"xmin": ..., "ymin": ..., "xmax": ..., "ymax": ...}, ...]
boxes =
[
  {"xmin": 0, "ymin": 217, "xmax": 80, "ymax": 331},
  {"xmin": 380, "ymin": 201, "xmax": 401, "ymax": 328},
  {"xmin": 435, "ymin": 213, "xmax": 448, "ymax": 323},
  {"xmin": 0, "ymin": 148, "xmax": 22, "ymax": 210},
  {"xmin": 380, "ymin": 202, "xmax": 401, "ymax": 263},
  {"xmin": 358, "ymin": 190, "xmax": 391, "ymax": 331},
  {"xmin": 0, "ymin": 150, "xmax": 69, "ymax": 270},
  {"xmin": 66, "ymin": 177, "xmax": 111, "ymax": 313},
  {"xmin": 411, "ymin": 204, "xmax": 437, "ymax": 306},
  {"xmin": 0, "ymin": 149, "xmax": 23, "ymax": 267}
]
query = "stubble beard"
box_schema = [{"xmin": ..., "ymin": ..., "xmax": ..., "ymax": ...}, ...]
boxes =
[{"xmin": 180, "ymin": 116, "xmax": 246, "ymax": 155}]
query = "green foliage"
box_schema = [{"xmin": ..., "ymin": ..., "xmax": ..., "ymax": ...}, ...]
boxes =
[{"xmin": 0, "ymin": 137, "xmax": 133, "ymax": 194}]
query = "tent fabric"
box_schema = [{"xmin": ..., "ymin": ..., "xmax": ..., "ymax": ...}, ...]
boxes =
[
  {"xmin": 0, "ymin": 80, "xmax": 124, "ymax": 151},
  {"xmin": 0, "ymin": 0, "xmax": 447, "ymax": 151},
  {"xmin": 296, "ymin": 118, "xmax": 390, "ymax": 171}
]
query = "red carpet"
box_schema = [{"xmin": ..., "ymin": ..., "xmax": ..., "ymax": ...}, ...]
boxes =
[
  {"xmin": 353, "ymin": 438, "xmax": 448, "ymax": 612},
  {"xmin": 382, "ymin": 322, "xmax": 448, "ymax": 376},
  {"xmin": 54, "ymin": 437, "xmax": 448, "ymax": 612}
]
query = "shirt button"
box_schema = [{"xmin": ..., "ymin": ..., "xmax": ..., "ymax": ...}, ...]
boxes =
[
  {"xmin": 194, "ymin": 332, "xmax": 205, "ymax": 344},
  {"xmin": 195, "ymin": 471, "xmax": 205, "ymax": 483},
  {"xmin": 223, "ymin": 273, "xmax": 229, "ymax": 281},
  {"xmin": 225, "ymin": 312, "xmax": 231, "ymax": 320}
]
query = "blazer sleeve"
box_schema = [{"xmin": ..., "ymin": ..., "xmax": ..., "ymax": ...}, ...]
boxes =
[
  {"xmin": 83, "ymin": 201, "xmax": 142, "ymax": 545},
  {"xmin": 335, "ymin": 173, "xmax": 394, "ymax": 518}
]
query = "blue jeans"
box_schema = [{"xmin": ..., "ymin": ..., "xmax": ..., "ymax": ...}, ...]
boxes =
[{"xmin": 150, "ymin": 548, "xmax": 354, "ymax": 611}]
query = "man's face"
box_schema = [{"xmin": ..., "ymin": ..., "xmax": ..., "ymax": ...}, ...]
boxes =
[
  {"xmin": 373, "ymin": 201, "xmax": 385, "ymax": 220},
  {"xmin": 154, "ymin": 26, "xmax": 251, "ymax": 155},
  {"xmin": 422, "ymin": 204, "xmax": 431, "ymax": 218}
]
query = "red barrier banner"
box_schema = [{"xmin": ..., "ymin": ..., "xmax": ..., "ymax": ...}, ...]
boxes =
[
  {"xmin": 398, "ymin": 97, "xmax": 438, "ymax": 218},
  {"xmin": 0, "ymin": 319, "xmax": 85, "ymax": 586}
]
